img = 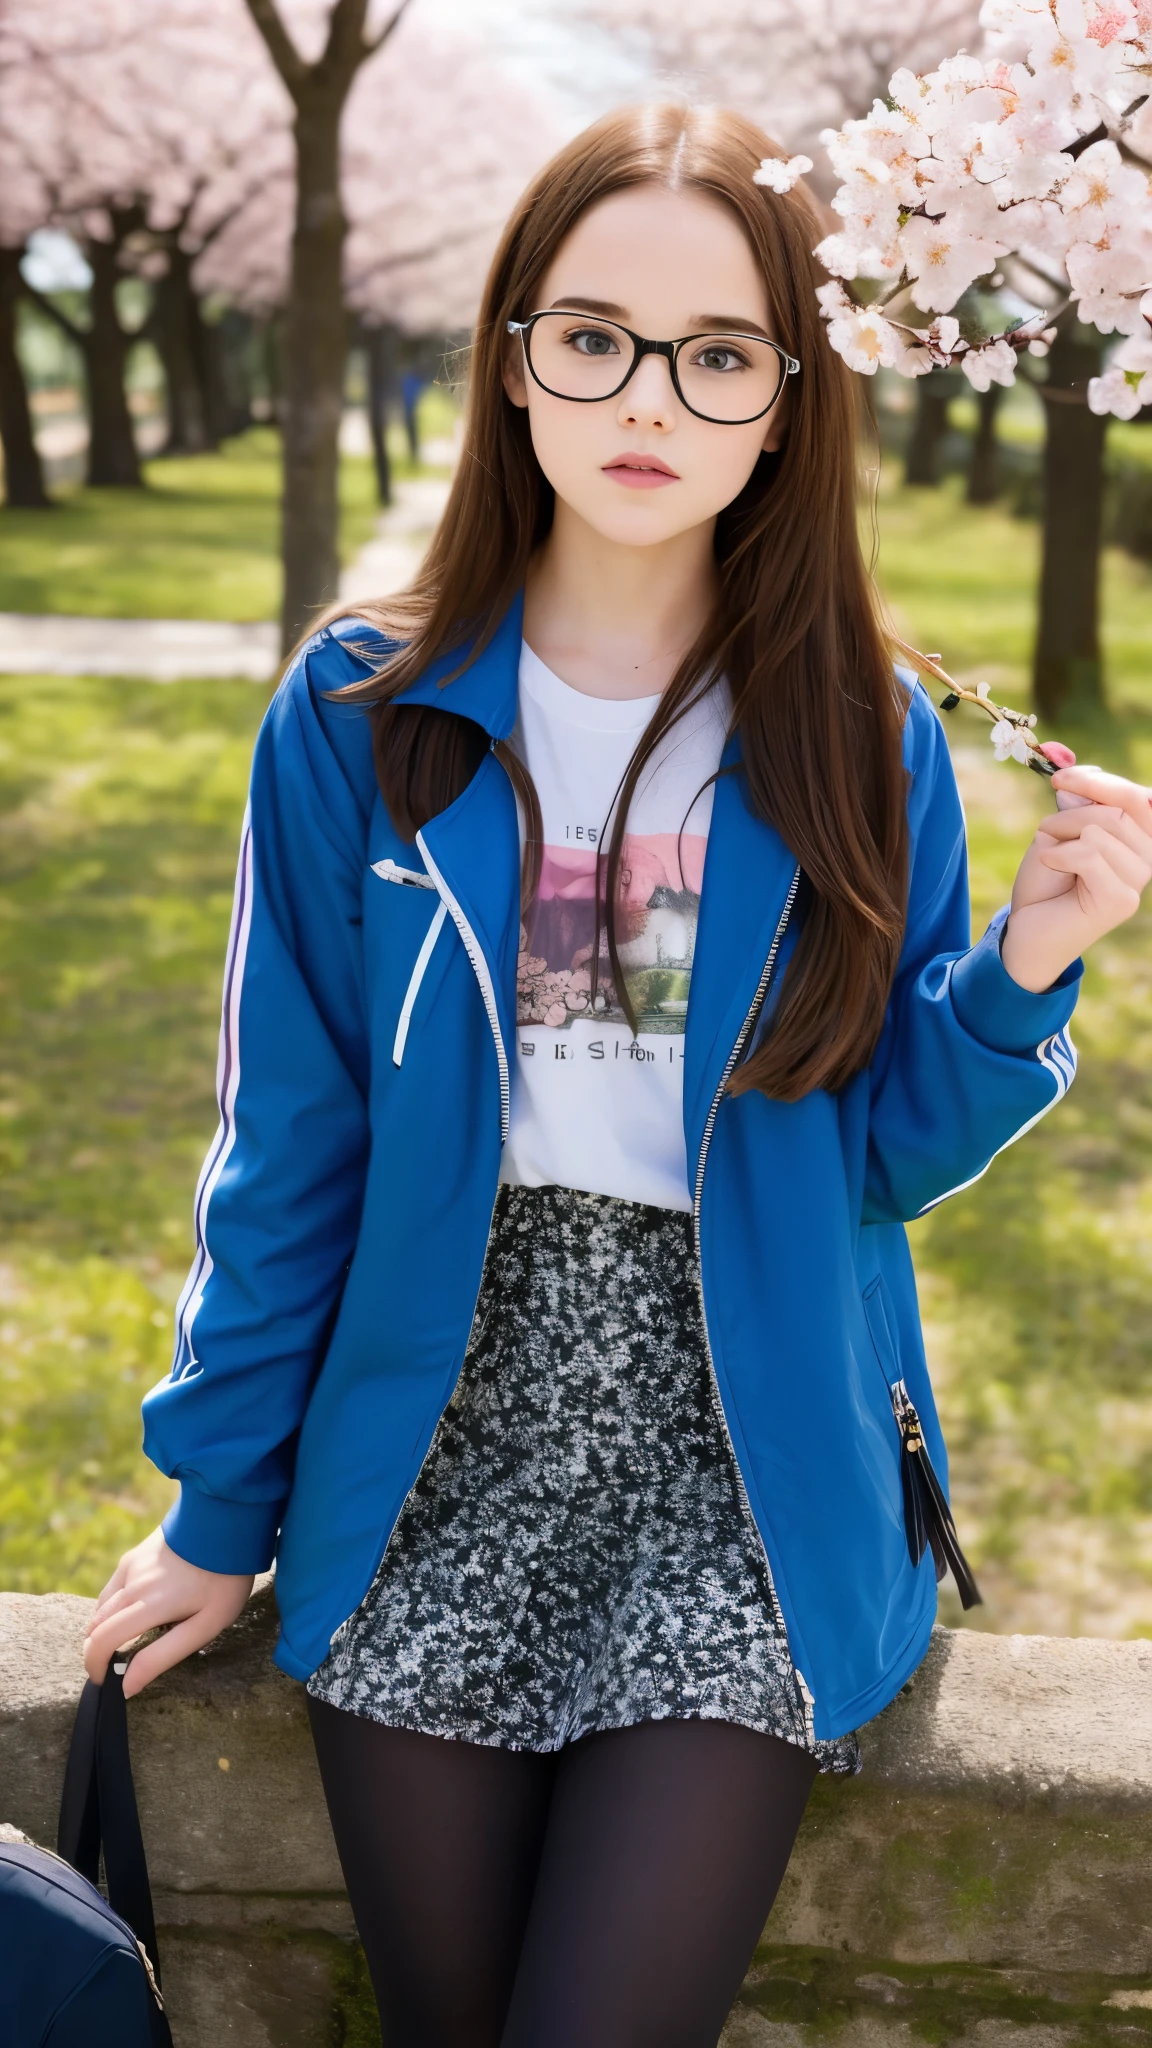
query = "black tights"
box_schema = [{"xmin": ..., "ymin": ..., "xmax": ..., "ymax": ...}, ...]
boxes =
[{"xmin": 308, "ymin": 1697, "xmax": 815, "ymax": 2048}]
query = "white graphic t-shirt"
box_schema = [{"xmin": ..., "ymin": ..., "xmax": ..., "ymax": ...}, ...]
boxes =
[{"xmin": 500, "ymin": 641, "xmax": 729, "ymax": 1212}]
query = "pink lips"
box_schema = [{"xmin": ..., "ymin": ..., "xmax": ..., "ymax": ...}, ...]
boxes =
[{"xmin": 603, "ymin": 453, "xmax": 679, "ymax": 489}]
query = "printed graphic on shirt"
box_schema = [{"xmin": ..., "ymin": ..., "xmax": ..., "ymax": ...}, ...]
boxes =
[{"xmin": 517, "ymin": 830, "xmax": 706, "ymax": 1036}]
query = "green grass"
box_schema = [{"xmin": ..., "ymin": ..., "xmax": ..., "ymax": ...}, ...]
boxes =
[
  {"xmin": 0, "ymin": 426, "xmax": 384, "ymax": 622},
  {"xmin": 2, "ymin": 459, "xmax": 1152, "ymax": 1634},
  {"xmin": 0, "ymin": 674, "xmax": 261, "ymax": 1587},
  {"xmin": 880, "ymin": 471, "xmax": 1152, "ymax": 1636},
  {"xmin": 874, "ymin": 466, "xmax": 1152, "ymax": 710}
]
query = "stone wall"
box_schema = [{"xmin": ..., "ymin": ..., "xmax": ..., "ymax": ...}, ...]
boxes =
[{"xmin": 2, "ymin": 1585, "xmax": 1151, "ymax": 2046}]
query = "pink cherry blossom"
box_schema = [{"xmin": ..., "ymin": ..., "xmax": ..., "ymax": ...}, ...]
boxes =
[{"xmin": 810, "ymin": 0, "xmax": 1152, "ymax": 413}]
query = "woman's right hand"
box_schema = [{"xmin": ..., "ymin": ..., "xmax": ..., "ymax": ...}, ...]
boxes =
[{"xmin": 83, "ymin": 1526, "xmax": 254, "ymax": 1699}]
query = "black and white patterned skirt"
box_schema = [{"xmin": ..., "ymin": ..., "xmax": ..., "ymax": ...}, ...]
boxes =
[{"xmin": 308, "ymin": 1184, "xmax": 858, "ymax": 1774}]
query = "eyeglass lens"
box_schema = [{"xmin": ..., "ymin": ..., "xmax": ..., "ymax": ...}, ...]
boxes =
[{"xmin": 525, "ymin": 312, "xmax": 785, "ymax": 423}]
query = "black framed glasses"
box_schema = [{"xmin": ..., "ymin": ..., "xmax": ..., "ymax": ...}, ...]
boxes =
[{"xmin": 507, "ymin": 309, "xmax": 799, "ymax": 425}]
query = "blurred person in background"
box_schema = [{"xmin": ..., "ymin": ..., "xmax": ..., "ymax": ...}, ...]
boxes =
[
  {"xmin": 401, "ymin": 366, "xmax": 424, "ymax": 461},
  {"xmin": 83, "ymin": 104, "xmax": 1152, "ymax": 2048}
]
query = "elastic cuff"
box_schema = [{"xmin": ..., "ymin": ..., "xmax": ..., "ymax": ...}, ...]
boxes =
[
  {"xmin": 162, "ymin": 1485, "xmax": 281, "ymax": 1576},
  {"xmin": 950, "ymin": 910, "xmax": 1082, "ymax": 1056}
]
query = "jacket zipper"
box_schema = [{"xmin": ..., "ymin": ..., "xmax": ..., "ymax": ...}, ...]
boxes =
[
  {"xmin": 690, "ymin": 864, "xmax": 812, "ymax": 1734},
  {"xmin": 416, "ymin": 829, "xmax": 511, "ymax": 1141},
  {"xmin": 365, "ymin": 845, "xmax": 810, "ymax": 1728},
  {"xmin": 392, "ymin": 900, "xmax": 448, "ymax": 1067}
]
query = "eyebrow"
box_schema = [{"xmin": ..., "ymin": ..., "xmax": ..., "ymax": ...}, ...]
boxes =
[
  {"xmin": 546, "ymin": 295, "xmax": 772, "ymax": 339},
  {"xmin": 693, "ymin": 313, "xmax": 773, "ymax": 339},
  {"xmin": 547, "ymin": 295, "xmax": 629, "ymax": 317}
]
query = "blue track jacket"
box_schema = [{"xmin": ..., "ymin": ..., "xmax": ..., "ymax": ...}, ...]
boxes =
[{"xmin": 143, "ymin": 595, "xmax": 1081, "ymax": 1739}]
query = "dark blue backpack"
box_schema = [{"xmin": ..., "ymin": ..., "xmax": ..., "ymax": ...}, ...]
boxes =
[{"xmin": 0, "ymin": 1660, "xmax": 172, "ymax": 2046}]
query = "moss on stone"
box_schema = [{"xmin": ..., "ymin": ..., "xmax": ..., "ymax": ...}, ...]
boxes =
[
  {"xmin": 776, "ymin": 1776, "xmax": 1152, "ymax": 1975},
  {"xmin": 330, "ymin": 1938, "xmax": 382, "ymax": 2048},
  {"xmin": 736, "ymin": 1943, "xmax": 1152, "ymax": 2043}
]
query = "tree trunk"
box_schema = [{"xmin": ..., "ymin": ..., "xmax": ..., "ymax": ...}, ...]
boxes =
[
  {"xmin": 1033, "ymin": 321, "xmax": 1107, "ymax": 721},
  {"xmin": 82, "ymin": 234, "xmax": 142, "ymax": 488},
  {"xmin": 966, "ymin": 383, "xmax": 1003, "ymax": 505},
  {"xmin": 244, "ymin": 0, "xmax": 412, "ymax": 650},
  {"xmin": 905, "ymin": 372, "xmax": 954, "ymax": 485},
  {"xmin": 278, "ymin": 99, "xmax": 349, "ymax": 650},
  {"xmin": 0, "ymin": 246, "xmax": 50, "ymax": 508},
  {"xmin": 150, "ymin": 243, "xmax": 216, "ymax": 455},
  {"xmin": 365, "ymin": 322, "xmax": 397, "ymax": 506},
  {"xmin": 204, "ymin": 308, "xmax": 257, "ymax": 442}
]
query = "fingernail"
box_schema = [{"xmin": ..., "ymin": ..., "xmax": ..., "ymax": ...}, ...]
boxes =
[{"xmin": 1039, "ymin": 741, "xmax": 1076, "ymax": 769}]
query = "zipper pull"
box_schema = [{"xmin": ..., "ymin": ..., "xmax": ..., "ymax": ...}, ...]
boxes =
[
  {"xmin": 372, "ymin": 858, "xmax": 436, "ymax": 890},
  {"xmin": 891, "ymin": 1378, "xmax": 982, "ymax": 1610},
  {"xmin": 894, "ymin": 1384, "xmax": 925, "ymax": 1454}
]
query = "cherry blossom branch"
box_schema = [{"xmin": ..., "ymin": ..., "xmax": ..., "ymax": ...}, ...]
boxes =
[
  {"xmin": 892, "ymin": 638, "xmax": 1059, "ymax": 776},
  {"xmin": 752, "ymin": 0, "xmax": 1152, "ymax": 414}
]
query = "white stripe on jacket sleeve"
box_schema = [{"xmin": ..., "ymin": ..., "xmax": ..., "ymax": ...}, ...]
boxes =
[
  {"xmin": 916, "ymin": 1023, "xmax": 1077, "ymax": 1218},
  {"xmin": 171, "ymin": 806, "xmax": 254, "ymax": 1379}
]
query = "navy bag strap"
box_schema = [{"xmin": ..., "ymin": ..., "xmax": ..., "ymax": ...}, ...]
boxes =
[{"xmin": 57, "ymin": 1660, "xmax": 163, "ymax": 1985}]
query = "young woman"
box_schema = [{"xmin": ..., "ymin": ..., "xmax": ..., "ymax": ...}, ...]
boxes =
[{"xmin": 84, "ymin": 104, "xmax": 1152, "ymax": 2046}]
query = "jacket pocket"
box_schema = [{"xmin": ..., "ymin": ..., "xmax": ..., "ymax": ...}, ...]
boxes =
[{"xmin": 861, "ymin": 1278, "xmax": 982, "ymax": 1610}]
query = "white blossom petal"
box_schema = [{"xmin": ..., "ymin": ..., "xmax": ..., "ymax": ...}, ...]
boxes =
[{"xmin": 753, "ymin": 154, "xmax": 814, "ymax": 195}]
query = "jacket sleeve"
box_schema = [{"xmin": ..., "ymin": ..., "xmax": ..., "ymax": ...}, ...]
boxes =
[
  {"xmin": 142, "ymin": 630, "xmax": 377, "ymax": 1573},
  {"xmin": 863, "ymin": 679, "xmax": 1081, "ymax": 1226}
]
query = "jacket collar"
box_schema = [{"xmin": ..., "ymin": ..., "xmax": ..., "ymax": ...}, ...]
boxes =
[{"xmin": 388, "ymin": 589, "xmax": 524, "ymax": 741}]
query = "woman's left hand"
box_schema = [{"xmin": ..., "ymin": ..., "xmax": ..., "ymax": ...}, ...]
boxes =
[{"xmin": 1000, "ymin": 764, "xmax": 1152, "ymax": 993}]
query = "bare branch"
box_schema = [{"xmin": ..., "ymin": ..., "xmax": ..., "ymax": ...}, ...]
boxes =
[
  {"xmin": 20, "ymin": 277, "xmax": 85, "ymax": 346},
  {"xmin": 243, "ymin": 0, "xmax": 308, "ymax": 99},
  {"xmin": 363, "ymin": 0, "xmax": 416, "ymax": 61},
  {"xmin": 347, "ymin": 218, "xmax": 501, "ymax": 293},
  {"xmin": 319, "ymin": 0, "xmax": 395, "ymax": 84}
]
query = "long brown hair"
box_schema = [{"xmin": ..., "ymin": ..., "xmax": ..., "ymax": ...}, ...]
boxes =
[{"xmin": 330, "ymin": 103, "xmax": 908, "ymax": 1102}]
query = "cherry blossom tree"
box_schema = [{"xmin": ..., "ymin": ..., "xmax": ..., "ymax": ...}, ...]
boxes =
[
  {"xmin": 0, "ymin": 6, "xmax": 166, "ymax": 488},
  {"xmin": 239, "ymin": 0, "xmax": 415, "ymax": 651},
  {"xmin": 801, "ymin": 0, "xmax": 1152, "ymax": 714},
  {"xmin": 0, "ymin": 0, "xmax": 574, "ymax": 616},
  {"xmin": 195, "ymin": 24, "xmax": 568, "ymax": 334},
  {"xmin": 569, "ymin": 0, "xmax": 984, "ymax": 172},
  {"xmin": 193, "ymin": 19, "xmax": 571, "ymax": 509},
  {"xmin": 0, "ymin": 17, "xmax": 50, "ymax": 507},
  {"xmin": 343, "ymin": 49, "xmax": 568, "ymax": 337},
  {"xmin": 0, "ymin": 246, "xmax": 48, "ymax": 507},
  {"xmin": 96, "ymin": 3, "xmax": 287, "ymax": 454},
  {"xmin": 0, "ymin": 0, "xmax": 286, "ymax": 485}
]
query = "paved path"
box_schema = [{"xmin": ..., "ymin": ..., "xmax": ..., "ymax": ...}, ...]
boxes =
[
  {"xmin": 0, "ymin": 612, "xmax": 280, "ymax": 683},
  {"xmin": 0, "ymin": 473, "xmax": 452, "ymax": 683}
]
